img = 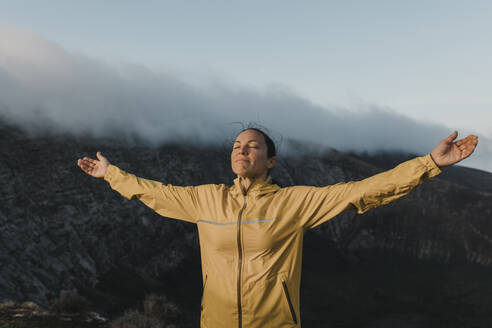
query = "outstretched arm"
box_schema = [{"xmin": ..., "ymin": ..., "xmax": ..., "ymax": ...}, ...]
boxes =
[
  {"xmin": 294, "ymin": 131, "xmax": 479, "ymax": 230},
  {"xmin": 77, "ymin": 152, "xmax": 199, "ymax": 224}
]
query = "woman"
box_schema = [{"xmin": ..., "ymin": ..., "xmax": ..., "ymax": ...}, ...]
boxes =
[{"xmin": 77, "ymin": 128, "xmax": 478, "ymax": 328}]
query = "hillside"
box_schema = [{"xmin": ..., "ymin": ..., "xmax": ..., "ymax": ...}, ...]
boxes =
[{"xmin": 1, "ymin": 119, "xmax": 492, "ymax": 327}]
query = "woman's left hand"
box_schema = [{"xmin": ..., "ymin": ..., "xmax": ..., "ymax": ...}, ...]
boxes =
[{"xmin": 430, "ymin": 131, "xmax": 478, "ymax": 167}]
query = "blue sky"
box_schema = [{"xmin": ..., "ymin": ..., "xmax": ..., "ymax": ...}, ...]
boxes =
[{"xmin": 0, "ymin": 1, "xmax": 491, "ymax": 171}]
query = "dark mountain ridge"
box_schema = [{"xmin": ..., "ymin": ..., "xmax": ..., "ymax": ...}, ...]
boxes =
[{"xmin": 1, "ymin": 119, "xmax": 492, "ymax": 327}]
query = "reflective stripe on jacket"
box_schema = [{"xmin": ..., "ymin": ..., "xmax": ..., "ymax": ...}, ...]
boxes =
[{"xmin": 103, "ymin": 154, "xmax": 441, "ymax": 328}]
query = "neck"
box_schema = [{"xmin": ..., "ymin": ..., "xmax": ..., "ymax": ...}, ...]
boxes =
[{"xmin": 238, "ymin": 172, "xmax": 268, "ymax": 193}]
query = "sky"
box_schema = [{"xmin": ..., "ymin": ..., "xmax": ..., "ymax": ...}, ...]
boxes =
[{"xmin": 0, "ymin": 1, "xmax": 491, "ymax": 172}]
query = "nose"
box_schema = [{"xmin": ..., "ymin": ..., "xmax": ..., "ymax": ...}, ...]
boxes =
[{"xmin": 238, "ymin": 145, "xmax": 248, "ymax": 155}]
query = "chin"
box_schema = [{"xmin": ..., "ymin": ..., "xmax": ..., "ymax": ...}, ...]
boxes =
[
  {"xmin": 232, "ymin": 166, "xmax": 248, "ymax": 175},
  {"xmin": 234, "ymin": 170, "xmax": 252, "ymax": 179},
  {"xmin": 232, "ymin": 169, "xmax": 246, "ymax": 176}
]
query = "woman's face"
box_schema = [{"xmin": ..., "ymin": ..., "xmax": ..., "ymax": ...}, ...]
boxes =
[{"xmin": 231, "ymin": 129, "xmax": 276, "ymax": 179}]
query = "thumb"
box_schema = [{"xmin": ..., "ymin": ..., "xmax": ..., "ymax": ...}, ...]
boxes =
[
  {"xmin": 444, "ymin": 131, "xmax": 458, "ymax": 143},
  {"xmin": 96, "ymin": 151, "xmax": 104, "ymax": 160}
]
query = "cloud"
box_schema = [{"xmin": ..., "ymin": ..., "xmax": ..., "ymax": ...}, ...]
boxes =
[{"xmin": 1, "ymin": 26, "xmax": 490, "ymax": 172}]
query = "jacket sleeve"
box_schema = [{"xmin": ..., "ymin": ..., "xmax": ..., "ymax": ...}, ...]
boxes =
[
  {"xmin": 291, "ymin": 154, "xmax": 442, "ymax": 231},
  {"xmin": 103, "ymin": 164, "xmax": 199, "ymax": 224}
]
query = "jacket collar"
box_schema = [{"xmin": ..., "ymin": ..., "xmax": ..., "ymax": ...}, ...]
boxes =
[{"xmin": 231, "ymin": 175, "xmax": 280, "ymax": 197}]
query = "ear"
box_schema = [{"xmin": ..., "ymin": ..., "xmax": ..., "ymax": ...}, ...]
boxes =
[{"xmin": 267, "ymin": 156, "xmax": 277, "ymax": 169}]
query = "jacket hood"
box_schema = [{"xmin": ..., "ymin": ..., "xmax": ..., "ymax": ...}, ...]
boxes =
[{"xmin": 231, "ymin": 175, "xmax": 281, "ymax": 198}]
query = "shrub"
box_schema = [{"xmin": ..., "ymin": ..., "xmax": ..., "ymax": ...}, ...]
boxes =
[
  {"xmin": 142, "ymin": 293, "xmax": 180, "ymax": 321},
  {"xmin": 49, "ymin": 288, "xmax": 89, "ymax": 313},
  {"xmin": 110, "ymin": 308, "xmax": 163, "ymax": 328},
  {"xmin": 110, "ymin": 293, "xmax": 180, "ymax": 328},
  {"xmin": 0, "ymin": 300, "xmax": 17, "ymax": 309}
]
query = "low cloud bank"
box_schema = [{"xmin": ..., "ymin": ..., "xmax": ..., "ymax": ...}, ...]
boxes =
[{"xmin": 1, "ymin": 27, "xmax": 490, "ymax": 172}]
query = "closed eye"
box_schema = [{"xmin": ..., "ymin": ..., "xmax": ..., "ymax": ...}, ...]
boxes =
[{"xmin": 233, "ymin": 143, "xmax": 259, "ymax": 149}]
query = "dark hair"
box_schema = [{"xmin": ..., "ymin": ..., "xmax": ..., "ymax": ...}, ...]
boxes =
[{"xmin": 237, "ymin": 127, "xmax": 276, "ymax": 177}]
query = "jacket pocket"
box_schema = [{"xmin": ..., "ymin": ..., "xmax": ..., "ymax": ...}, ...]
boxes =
[
  {"xmin": 248, "ymin": 271, "xmax": 296, "ymax": 326},
  {"xmin": 281, "ymin": 280, "xmax": 298, "ymax": 325},
  {"xmin": 201, "ymin": 274, "xmax": 207, "ymax": 312}
]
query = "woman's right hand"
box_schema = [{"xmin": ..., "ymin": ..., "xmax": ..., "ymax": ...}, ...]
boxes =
[{"xmin": 77, "ymin": 151, "xmax": 110, "ymax": 178}]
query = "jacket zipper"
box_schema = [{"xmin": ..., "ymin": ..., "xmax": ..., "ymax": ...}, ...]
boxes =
[
  {"xmin": 282, "ymin": 280, "xmax": 298, "ymax": 325},
  {"xmin": 237, "ymin": 183, "xmax": 249, "ymax": 328}
]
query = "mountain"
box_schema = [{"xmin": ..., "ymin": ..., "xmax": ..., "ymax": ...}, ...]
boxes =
[{"xmin": 1, "ymin": 119, "xmax": 492, "ymax": 327}]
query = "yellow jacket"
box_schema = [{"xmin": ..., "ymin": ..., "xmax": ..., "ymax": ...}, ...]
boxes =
[{"xmin": 103, "ymin": 154, "xmax": 441, "ymax": 328}]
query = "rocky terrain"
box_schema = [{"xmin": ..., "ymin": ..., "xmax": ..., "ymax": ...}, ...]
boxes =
[
  {"xmin": 0, "ymin": 299, "xmax": 108, "ymax": 328},
  {"xmin": 1, "ymin": 117, "xmax": 492, "ymax": 327}
]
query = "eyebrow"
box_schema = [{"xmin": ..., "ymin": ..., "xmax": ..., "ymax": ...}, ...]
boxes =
[{"xmin": 234, "ymin": 139, "xmax": 260, "ymax": 144}]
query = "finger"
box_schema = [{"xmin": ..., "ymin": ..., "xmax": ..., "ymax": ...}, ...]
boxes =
[
  {"xmin": 461, "ymin": 148, "xmax": 474, "ymax": 159},
  {"xmin": 83, "ymin": 157, "xmax": 98, "ymax": 164},
  {"xmin": 81, "ymin": 164, "xmax": 91, "ymax": 172},
  {"xmin": 461, "ymin": 142, "xmax": 478, "ymax": 159},
  {"xmin": 462, "ymin": 136, "xmax": 479, "ymax": 148},
  {"xmin": 79, "ymin": 159, "xmax": 96, "ymax": 168},
  {"xmin": 456, "ymin": 135, "xmax": 478, "ymax": 147},
  {"xmin": 444, "ymin": 131, "xmax": 458, "ymax": 143},
  {"xmin": 80, "ymin": 165, "xmax": 91, "ymax": 174},
  {"xmin": 80, "ymin": 160, "xmax": 95, "ymax": 171}
]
